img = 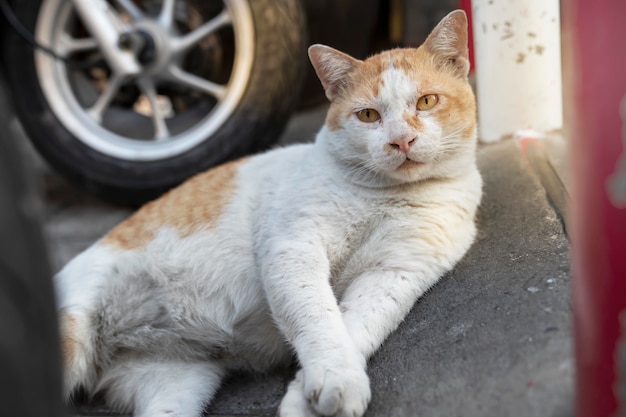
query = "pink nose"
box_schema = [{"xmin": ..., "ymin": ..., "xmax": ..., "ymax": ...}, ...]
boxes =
[{"xmin": 389, "ymin": 136, "xmax": 416, "ymax": 154}]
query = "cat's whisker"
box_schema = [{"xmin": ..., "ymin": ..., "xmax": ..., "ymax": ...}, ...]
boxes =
[{"xmin": 439, "ymin": 126, "xmax": 467, "ymax": 142}]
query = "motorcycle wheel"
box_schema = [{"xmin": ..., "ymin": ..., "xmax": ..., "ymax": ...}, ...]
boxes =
[{"xmin": 3, "ymin": 0, "xmax": 307, "ymax": 205}]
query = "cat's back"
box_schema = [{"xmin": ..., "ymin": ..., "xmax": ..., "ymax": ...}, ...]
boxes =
[{"xmin": 101, "ymin": 143, "xmax": 313, "ymax": 251}]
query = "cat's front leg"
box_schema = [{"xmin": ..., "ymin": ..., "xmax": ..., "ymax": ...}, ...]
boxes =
[
  {"xmin": 340, "ymin": 263, "xmax": 450, "ymax": 361},
  {"xmin": 262, "ymin": 240, "xmax": 371, "ymax": 417}
]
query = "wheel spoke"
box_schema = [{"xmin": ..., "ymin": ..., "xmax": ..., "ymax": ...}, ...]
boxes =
[
  {"xmin": 169, "ymin": 67, "xmax": 226, "ymax": 100},
  {"xmin": 138, "ymin": 79, "xmax": 170, "ymax": 140},
  {"xmin": 114, "ymin": 0, "xmax": 143, "ymax": 20},
  {"xmin": 158, "ymin": 0, "xmax": 176, "ymax": 28},
  {"xmin": 88, "ymin": 75, "xmax": 123, "ymax": 123},
  {"xmin": 177, "ymin": 10, "xmax": 231, "ymax": 51},
  {"xmin": 59, "ymin": 33, "xmax": 99, "ymax": 55}
]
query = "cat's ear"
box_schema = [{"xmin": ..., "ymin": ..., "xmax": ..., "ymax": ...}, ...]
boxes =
[
  {"xmin": 308, "ymin": 44, "xmax": 361, "ymax": 101},
  {"xmin": 423, "ymin": 10, "xmax": 470, "ymax": 78}
]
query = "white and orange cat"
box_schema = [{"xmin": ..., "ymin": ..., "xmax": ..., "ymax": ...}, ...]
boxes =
[{"xmin": 56, "ymin": 10, "xmax": 481, "ymax": 417}]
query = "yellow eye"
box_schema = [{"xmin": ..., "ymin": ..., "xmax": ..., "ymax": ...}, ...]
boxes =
[
  {"xmin": 417, "ymin": 94, "xmax": 439, "ymax": 111},
  {"xmin": 356, "ymin": 108, "xmax": 381, "ymax": 122}
]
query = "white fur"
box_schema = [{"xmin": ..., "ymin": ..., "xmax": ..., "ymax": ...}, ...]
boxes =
[{"xmin": 56, "ymin": 46, "xmax": 481, "ymax": 417}]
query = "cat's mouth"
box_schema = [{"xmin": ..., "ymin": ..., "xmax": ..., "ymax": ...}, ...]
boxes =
[{"xmin": 397, "ymin": 158, "xmax": 424, "ymax": 170}]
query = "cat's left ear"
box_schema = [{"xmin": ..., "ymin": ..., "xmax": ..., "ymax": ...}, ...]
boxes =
[{"xmin": 423, "ymin": 10, "xmax": 470, "ymax": 78}]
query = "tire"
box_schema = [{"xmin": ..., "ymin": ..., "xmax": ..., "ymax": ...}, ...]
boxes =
[{"xmin": 3, "ymin": 0, "xmax": 307, "ymax": 205}]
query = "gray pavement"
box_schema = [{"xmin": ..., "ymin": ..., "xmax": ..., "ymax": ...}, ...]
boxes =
[{"xmin": 22, "ymin": 104, "xmax": 572, "ymax": 417}]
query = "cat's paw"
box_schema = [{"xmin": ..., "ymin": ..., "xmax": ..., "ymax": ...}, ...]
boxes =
[
  {"xmin": 302, "ymin": 359, "xmax": 371, "ymax": 417},
  {"xmin": 278, "ymin": 371, "xmax": 320, "ymax": 417}
]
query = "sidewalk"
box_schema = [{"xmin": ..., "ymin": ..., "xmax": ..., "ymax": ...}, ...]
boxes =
[{"xmin": 33, "ymin": 105, "xmax": 573, "ymax": 417}]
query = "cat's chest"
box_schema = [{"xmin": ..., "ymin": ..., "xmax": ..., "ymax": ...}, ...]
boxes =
[
  {"xmin": 271, "ymin": 175, "xmax": 417, "ymax": 253},
  {"xmin": 269, "ymin": 184, "xmax": 389, "ymax": 252},
  {"xmin": 314, "ymin": 196, "xmax": 403, "ymax": 273},
  {"xmin": 325, "ymin": 206, "xmax": 379, "ymax": 257},
  {"xmin": 323, "ymin": 209, "xmax": 382, "ymax": 286}
]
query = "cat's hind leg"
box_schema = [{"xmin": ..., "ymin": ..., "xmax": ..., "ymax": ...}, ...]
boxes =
[{"xmin": 98, "ymin": 359, "xmax": 224, "ymax": 417}]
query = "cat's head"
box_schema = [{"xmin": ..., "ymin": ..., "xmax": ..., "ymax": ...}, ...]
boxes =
[{"xmin": 309, "ymin": 10, "xmax": 477, "ymax": 187}]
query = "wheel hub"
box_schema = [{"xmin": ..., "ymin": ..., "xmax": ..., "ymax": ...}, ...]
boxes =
[
  {"xmin": 118, "ymin": 29, "xmax": 157, "ymax": 66},
  {"xmin": 118, "ymin": 19, "xmax": 179, "ymax": 80}
]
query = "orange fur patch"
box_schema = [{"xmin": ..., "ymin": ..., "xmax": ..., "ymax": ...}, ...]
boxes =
[
  {"xmin": 403, "ymin": 109, "xmax": 424, "ymax": 131},
  {"xmin": 103, "ymin": 158, "xmax": 248, "ymax": 250}
]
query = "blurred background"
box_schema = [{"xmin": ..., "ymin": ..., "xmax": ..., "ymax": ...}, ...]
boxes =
[{"xmin": 1, "ymin": 1, "xmax": 625, "ymax": 416}]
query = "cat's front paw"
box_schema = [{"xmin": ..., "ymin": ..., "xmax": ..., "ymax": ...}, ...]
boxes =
[
  {"xmin": 303, "ymin": 359, "xmax": 371, "ymax": 417},
  {"xmin": 278, "ymin": 371, "xmax": 319, "ymax": 417}
]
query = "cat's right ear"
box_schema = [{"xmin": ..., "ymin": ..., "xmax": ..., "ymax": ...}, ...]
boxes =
[{"xmin": 308, "ymin": 44, "xmax": 360, "ymax": 101}]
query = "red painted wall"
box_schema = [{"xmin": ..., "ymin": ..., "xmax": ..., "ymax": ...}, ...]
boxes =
[{"xmin": 564, "ymin": 1, "xmax": 626, "ymax": 415}]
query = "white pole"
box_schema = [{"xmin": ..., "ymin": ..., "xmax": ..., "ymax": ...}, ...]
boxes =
[{"xmin": 471, "ymin": 0, "xmax": 563, "ymax": 142}]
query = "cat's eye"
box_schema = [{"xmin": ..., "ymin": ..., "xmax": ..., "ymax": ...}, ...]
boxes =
[
  {"xmin": 417, "ymin": 94, "xmax": 439, "ymax": 111},
  {"xmin": 356, "ymin": 108, "xmax": 381, "ymax": 123}
]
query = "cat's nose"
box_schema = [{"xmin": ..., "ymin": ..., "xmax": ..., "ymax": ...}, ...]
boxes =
[{"xmin": 389, "ymin": 136, "xmax": 416, "ymax": 154}]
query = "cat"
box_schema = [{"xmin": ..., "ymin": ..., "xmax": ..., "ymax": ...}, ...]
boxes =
[{"xmin": 55, "ymin": 10, "xmax": 481, "ymax": 417}]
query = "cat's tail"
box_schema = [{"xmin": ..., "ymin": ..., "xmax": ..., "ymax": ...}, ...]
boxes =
[
  {"xmin": 54, "ymin": 245, "xmax": 121, "ymax": 401},
  {"xmin": 58, "ymin": 306, "xmax": 100, "ymax": 400}
]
